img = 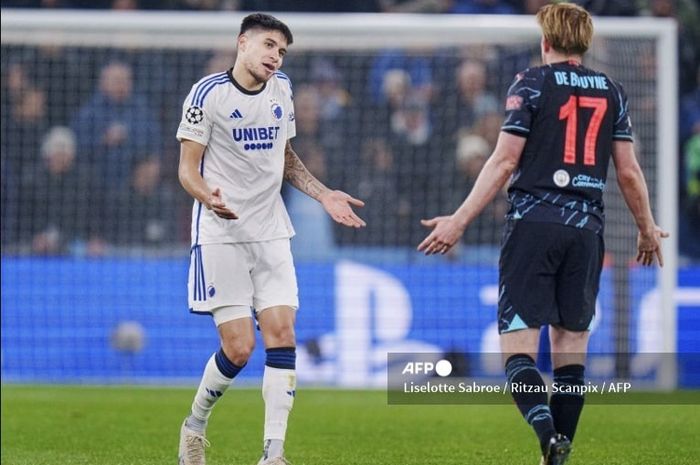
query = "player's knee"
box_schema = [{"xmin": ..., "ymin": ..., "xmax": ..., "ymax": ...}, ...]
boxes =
[
  {"xmin": 265, "ymin": 324, "xmax": 296, "ymax": 348},
  {"xmin": 221, "ymin": 337, "xmax": 255, "ymax": 366},
  {"xmin": 550, "ymin": 327, "xmax": 589, "ymax": 354}
]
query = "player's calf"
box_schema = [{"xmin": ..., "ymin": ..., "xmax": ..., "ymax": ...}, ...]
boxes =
[{"xmin": 505, "ymin": 354, "xmax": 557, "ymax": 455}]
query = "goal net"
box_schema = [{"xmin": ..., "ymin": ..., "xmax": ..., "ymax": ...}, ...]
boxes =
[{"xmin": 0, "ymin": 10, "xmax": 678, "ymax": 388}]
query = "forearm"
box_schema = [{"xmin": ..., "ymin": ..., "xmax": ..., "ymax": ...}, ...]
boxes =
[
  {"xmin": 283, "ymin": 141, "xmax": 329, "ymax": 201},
  {"xmin": 453, "ymin": 154, "xmax": 515, "ymax": 227},
  {"xmin": 617, "ymin": 167, "xmax": 656, "ymax": 233},
  {"xmin": 178, "ymin": 141, "xmax": 211, "ymax": 204},
  {"xmin": 178, "ymin": 167, "xmax": 211, "ymax": 204}
]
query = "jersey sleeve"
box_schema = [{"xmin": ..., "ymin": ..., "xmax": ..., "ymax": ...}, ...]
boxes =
[
  {"xmin": 501, "ymin": 68, "xmax": 544, "ymax": 137},
  {"xmin": 610, "ymin": 79, "xmax": 634, "ymax": 142},
  {"xmin": 176, "ymin": 82, "xmax": 214, "ymax": 146},
  {"xmin": 276, "ymin": 72, "xmax": 296, "ymax": 140},
  {"xmin": 286, "ymin": 92, "xmax": 296, "ymax": 140}
]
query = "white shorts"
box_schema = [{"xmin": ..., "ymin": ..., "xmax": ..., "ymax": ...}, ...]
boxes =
[{"xmin": 188, "ymin": 239, "xmax": 299, "ymax": 316}]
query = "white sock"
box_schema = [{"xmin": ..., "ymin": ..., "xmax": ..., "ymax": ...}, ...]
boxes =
[
  {"xmin": 262, "ymin": 366, "xmax": 296, "ymax": 455},
  {"xmin": 263, "ymin": 439, "xmax": 285, "ymax": 460},
  {"xmin": 189, "ymin": 352, "xmax": 233, "ymax": 431}
]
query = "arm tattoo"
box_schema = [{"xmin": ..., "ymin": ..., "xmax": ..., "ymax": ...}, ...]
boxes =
[{"xmin": 283, "ymin": 141, "xmax": 327, "ymax": 200}]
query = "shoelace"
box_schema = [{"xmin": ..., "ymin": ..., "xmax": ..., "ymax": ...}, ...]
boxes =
[{"xmin": 185, "ymin": 433, "xmax": 211, "ymax": 461}]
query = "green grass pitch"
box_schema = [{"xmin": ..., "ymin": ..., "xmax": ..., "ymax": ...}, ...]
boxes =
[{"xmin": 2, "ymin": 385, "xmax": 699, "ymax": 465}]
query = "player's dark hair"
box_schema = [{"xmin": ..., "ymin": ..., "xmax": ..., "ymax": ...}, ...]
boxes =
[{"xmin": 240, "ymin": 13, "xmax": 293, "ymax": 45}]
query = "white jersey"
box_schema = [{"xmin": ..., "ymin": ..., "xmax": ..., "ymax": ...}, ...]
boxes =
[{"xmin": 177, "ymin": 69, "xmax": 296, "ymax": 245}]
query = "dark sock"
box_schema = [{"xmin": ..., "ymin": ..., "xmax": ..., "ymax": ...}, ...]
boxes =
[
  {"xmin": 265, "ymin": 347, "xmax": 296, "ymax": 370},
  {"xmin": 550, "ymin": 364, "xmax": 585, "ymax": 442},
  {"xmin": 505, "ymin": 354, "xmax": 557, "ymax": 454},
  {"xmin": 215, "ymin": 347, "xmax": 245, "ymax": 378}
]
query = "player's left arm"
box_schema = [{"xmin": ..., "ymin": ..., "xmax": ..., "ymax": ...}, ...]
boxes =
[
  {"xmin": 612, "ymin": 140, "xmax": 669, "ymax": 266},
  {"xmin": 418, "ymin": 131, "xmax": 525, "ymax": 255},
  {"xmin": 283, "ymin": 140, "xmax": 366, "ymax": 228}
]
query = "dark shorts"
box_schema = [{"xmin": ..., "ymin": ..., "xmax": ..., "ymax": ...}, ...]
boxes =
[{"xmin": 498, "ymin": 220, "xmax": 604, "ymax": 333}]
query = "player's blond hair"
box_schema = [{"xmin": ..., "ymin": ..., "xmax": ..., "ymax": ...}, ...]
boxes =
[{"xmin": 537, "ymin": 2, "xmax": 593, "ymax": 56}]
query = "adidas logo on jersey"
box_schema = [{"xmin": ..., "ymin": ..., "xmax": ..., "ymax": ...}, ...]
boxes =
[{"xmin": 229, "ymin": 109, "xmax": 243, "ymax": 119}]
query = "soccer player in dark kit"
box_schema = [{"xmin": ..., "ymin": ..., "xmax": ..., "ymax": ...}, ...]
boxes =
[{"xmin": 418, "ymin": 3, "xmax": 667, "ymax": 464}]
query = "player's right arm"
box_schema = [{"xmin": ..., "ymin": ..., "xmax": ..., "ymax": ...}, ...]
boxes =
[
  {"xmin": 417, "ymin": 131, "xmax": 525, "ymax": 255},
  {"xmin": 611, "ymin": 140, "xmax": 668, "ymax": 266},
  {"xmin": 176, "ymin": 76, "xmax": 237, "ymax": 220},
  {"xmin": 178, "ymin": 139, "xmax": 237, "ymax": 220}
]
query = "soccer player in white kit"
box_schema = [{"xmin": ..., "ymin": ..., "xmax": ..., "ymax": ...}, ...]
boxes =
[{"xmin": 176, "ymin": 13, "xmax": 365, "ymax": 465}]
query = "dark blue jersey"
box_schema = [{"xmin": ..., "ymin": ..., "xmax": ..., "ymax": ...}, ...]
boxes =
[{"xmin": 501, "ymin": 61, "xmax": 633, "ymax": 235}]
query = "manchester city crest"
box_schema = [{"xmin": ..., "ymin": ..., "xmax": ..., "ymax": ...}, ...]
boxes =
[{"xmin": 553, "ymin": 169, "xmax": 570, "ymax": 187}]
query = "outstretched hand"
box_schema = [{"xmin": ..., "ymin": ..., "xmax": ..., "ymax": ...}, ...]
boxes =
[
  {"xmin": 319, "ymin": 190, "xmax": 366, "ymax": 228},
  {"xmin": 636, "ymin": 225, "xmax": 669, "ymax": 267},
  {"xmin": 417, "ymin": 215, "xmax": 465, "ymax": 255},
  {"xmin": 206, "ymin": 187, "xmax": 238, "ymax": 220}
]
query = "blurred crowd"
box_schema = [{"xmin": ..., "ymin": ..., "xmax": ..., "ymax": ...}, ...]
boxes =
[{"xmin": 1, "ymin": 0, "xmax": 699, "ymax": 263}]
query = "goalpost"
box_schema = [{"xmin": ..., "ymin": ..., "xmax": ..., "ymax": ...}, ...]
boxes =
[{"xmin": 0, "ymin": 9, "xmax": 678, "ymax": 388}]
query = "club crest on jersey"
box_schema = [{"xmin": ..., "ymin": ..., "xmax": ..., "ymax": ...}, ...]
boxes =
[
  {"xmin": 269, "ymin": 98, "xmax": 284, "ymax": 121},
  {"xmin": 186, "ymin": 106, "xmax": 204, "ymax": 124},
  {"xmin": 553, "ymin": 169, "xmax": 570, "ymax": 187}
]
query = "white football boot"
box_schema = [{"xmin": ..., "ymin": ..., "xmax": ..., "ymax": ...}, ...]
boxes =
[{"xmin": 178, "ymin": 419, "xmax": 210, "ymax": 465}]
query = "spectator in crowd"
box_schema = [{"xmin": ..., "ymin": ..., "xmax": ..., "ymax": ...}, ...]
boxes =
[
  {"xmin": 370, "ymin": 68, "xmax": 413, "ymax": 140},
  {"xmin": 292, "ymin": 84, "xmax": 346, "ymax": 187},
  {"xmin": 2, "ymin": 84, "xmax": 48, "ymax": 185},
  {"xmin": 1, "ymin": 62, "xmax": 36, "ymax": 246},
  {"xmin": 472, "ymin": 110, "xmax": 504, "ymax": 149},
  {"xmin": 381, "ymin": 69, "xmax": 412, "ymax": 112},
  {"xmin": 71, "ymin": 61, "xmax": 163, "ymax": 251},
  {"xmin": 351, "ymin": 138, "xmax": 410, "ymax": 245},
  {"xmin": 28, "ymin": 46, "xmax": 87, "ymax": 126},
  {"xmin": 369, "ymin": 49, "xmax": 433, "ymax": 106},
  {"xmin": 107, "ymin": 157, "xmax": 179, "ymax": 247},
  {"xmin": 293, "ymin": 84, "xmax": 338, "ymax": 150},
  {"xmin": 455, "ymin": 60, "xmax": 499, "ymax": 128},
  {"xmin": 310, "ymin": 58, "xmax": 352, "ymax": 124},
  {"xmin": 20, "ymin": 127, "xmax": 99, "ymax": 254},
  {"xmin": 390, "ymin": 93, "xmax": 433, "ymax": 146},
  {"xmin": 440, "ymin": 59, "xmax": 499, "ymax": 137},
  {"xmin": 72, "ymin": 61, "xmax": 162, "ymax": 192}
]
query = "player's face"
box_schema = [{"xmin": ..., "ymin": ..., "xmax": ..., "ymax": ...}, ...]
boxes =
[{"xmin": 239, "ymin": 29, "xmax": 288, "ymax": 84}]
